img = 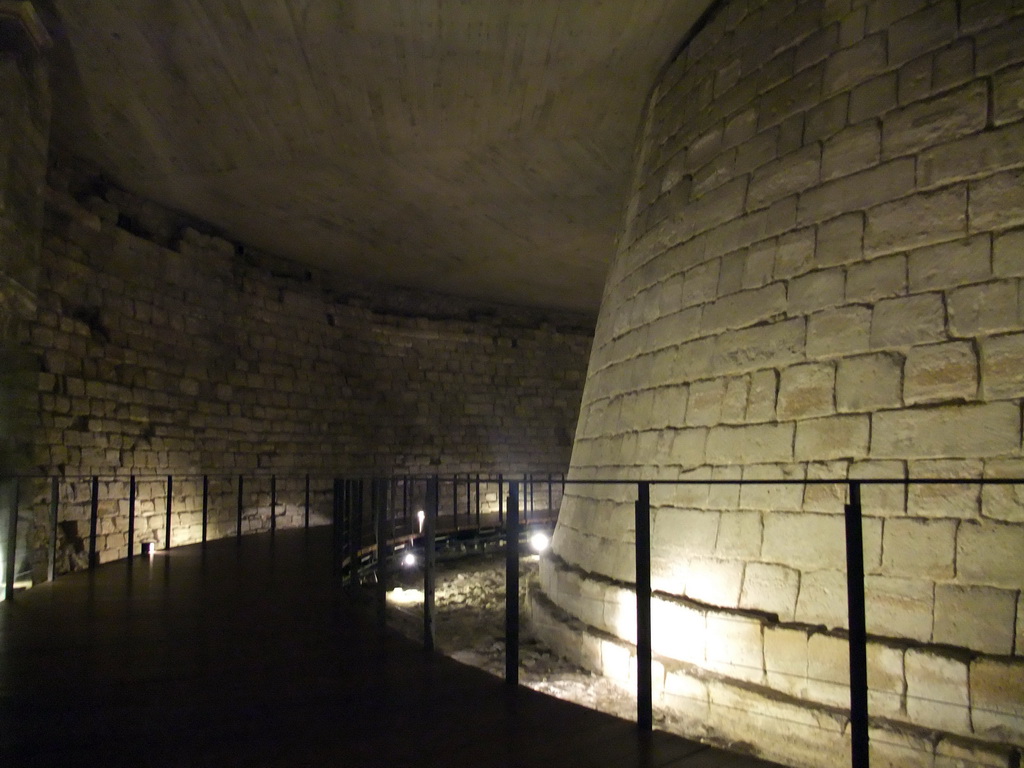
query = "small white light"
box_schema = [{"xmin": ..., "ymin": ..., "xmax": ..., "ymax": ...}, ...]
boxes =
[
  {"xmin": 403, "ymin": 551, "xmax": 416, "ymax": 567},
  {"xmin": 529, "ymin": 532, "xmax": 550, "ymax": 553},
  {"xmin": 417, "ymin": 510, "xmax": 425, "ymax": 532}
]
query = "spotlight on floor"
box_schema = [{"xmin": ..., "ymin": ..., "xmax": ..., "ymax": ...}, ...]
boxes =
[
  {"xmin": 403, "ymin": 551, "xmax": 417, "ymax": 567},
  {"xmin": 529, "ymin": 532, "xmax": 550, "ymax": 553}
]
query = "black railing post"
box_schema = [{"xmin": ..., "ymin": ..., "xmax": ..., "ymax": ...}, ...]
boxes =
[
  {"xmin": 375, "ymin": 478, "xmax": 388, "ymax": 629},
  {"xmin": 424, "ymin": 475, "xmax": 438, "ymax": 652},
  {"xmin": 270, "ymin": 475, "xmax": 277, "ymax": 535},
  {"xmin": 547, "ymin": 473, "xmax": 553, "ymax": 514},
  {"xmin": 89, "ymin": 476, "xmax": 100, "ymax": 567},
  {"xmin": 505, "ymin": 480, "xmax": 520, "ymax": 686},
  {"xmin": 845, "ymin": 481, "xmax": 869, "ymax": 768},
  {"xmin": 48, "ymin": 477, "xmax": 59, "ymax": 581},
  {"xmin": 236, "ymin": 474, "xmax": 244, "ymax": 541},
  {"xmin": 452, "ymin": 472, "xmax": 459, "ymax": 531},
  {"xmin": 498, "ymin": 473, "xmax": 504, "ymax": 525},
  {"xmin": 4, "ymin": 478, "xmax": 19, "ymax": 600},
  {"xmin": 201, "ymin": 474, "xmax": 209, "ymax": 543},
  {"xmin": 635, "ymin": 480, "xmax": 652, "ymax": 732},
  {"xmin": 349, "ymin": 480, "xmax": 361, "ymax": 587},
  {"xmin": 475, "ymin": 473, "xmax": 481, "ymax": 527},
  {"xmin": 331, "ymin": 478, "xmax": 341, "ymax": 576},
  {"xmin": 304, "ymin": 474, "xmax": 310, "ymax": 529},
  {"xmin": 126, "ymin": 475, "xmax": 136, "ymax": 561},
  {"xmin": 164, "ymin": 475, "xmax": 173, "ymax": 550}
]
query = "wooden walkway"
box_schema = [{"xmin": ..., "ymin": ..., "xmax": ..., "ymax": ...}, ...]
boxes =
[{"xmin": 0, "ymin": 528, "xmax": 781, "ymax": 768}]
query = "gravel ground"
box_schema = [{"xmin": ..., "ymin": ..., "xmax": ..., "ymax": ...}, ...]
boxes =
[{"xmin": 384, "ymin": 551, "xmax": 638, "ymax": 722}]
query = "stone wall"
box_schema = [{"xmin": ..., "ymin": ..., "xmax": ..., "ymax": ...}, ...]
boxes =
[
  {"xmin": 537, "ymin": 0, "xmax": 1024, "ymax": 765},
  {"xmin": 12, "ymin": 162, "xmax": 591, "ymax": 574},
  {"xmin": 0, "ymin": 7, "xmax": 51, "ymax": 595}
]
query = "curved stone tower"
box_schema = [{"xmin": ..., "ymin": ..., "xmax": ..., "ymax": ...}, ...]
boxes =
[{"xmin": 532, "ymin": 1, "xmax": 1024, "ymax": 765}]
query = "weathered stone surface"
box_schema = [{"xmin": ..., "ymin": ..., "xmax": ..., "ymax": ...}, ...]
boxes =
[
  {"xmin": 836, "ymin": 353, "xmax": 903, "ymax": 413},
  {"xmin": 970, "ymin": 168, "xmax": 1024, "ymax": 232},
  {"xmin": 763, "ymin": 512, "xmax": 846, "ymax": 570},
  {"xmin": 778, "ymin": 362, "xmax": 836, "ymax": 419},
  {"xmin": 948, "ymin": 281, "xmax": 1021, "ymax": 337},
  {"xmin": 815, "ymin": 212, "xmax": 864, "ymax": 267},
  {"xmin": 788, "ymin": 268, "xmax": 845, "ymax": 316},
  {"xmin": 794, "ymin": 414, "xmax": 870, "ymax": 461},
  {"xmin": 993, "ymin": 228, "xmax": 1024, "ymax": 278},
  {"xmin": 905, "ymin": 648, "xmax": 970, "ymax": 733},
  {"xmin": 933, "ymin": 584, "xmax": 1017, "ymax": 654},
  {"xmin": 822, "ymin": 122, "xmax": 880, "ymax": 182},
  {"xmin": 871, "ymin": 403, "xmax": 1020, "ymax": 459},
  {"xmin": 865, "ymin": 575, "xmax": 934, "ymax": 641},
  {"xmin": 764, "ymin": 624, "xmax": 808, "ymax": 697},
  {"xmin": 795, "ymin": 568, "xmax": 848, "ymax": 629},
  {"xmin": 807, "ymin": 306, "xmax": 872, "ymax": 359},
  {"xmin": 980, "ymin": 332, "xmax": 1024, "ymax": 399},
  {"xmin": 805, "ymin": 632, "xmax": 850, "ymax": 708},
  {"xmin": 882, "ymin": 80, "xmax": 988, "ymax": 158},
  {"xmin": 907, "ymin": 235, "xmax": 991, "ymax": 292},
  {"xmin": 867, "ymin": 643, "xmax": 905, "ymax": 719},
  {"xmin": 906, "ymin": 459, "xmax": 981, "ymax": 519},
  {"xmin": 981, "ymin": 459, "xmax": 1024, "ymax": 523},
  {"xmin": 864, "ymin": 185, "xmax": 968, "ymax": 257},
  {"xmin": 706, "ymin": 422, "xmax": 796, "ymax": 465},
  {"xmin": 846, "ymin": 254, "xmax": 906, "ymax": 303},
  {"xmin": 970, "ymin": 658, "xmax": 1024, "ymax": 742},
  {"xmin": 956, "ymin": 520, "xmax": 1024, "ymax": 589},
  {"xmin": 903, "ymin": 341, "xmax": 977, "ymax": 404},
  {"xmin": 993, "ymin": 62, "xmax": 1024, "ymax": 125},
  {"xmin": 870, "ymin": 293, "xmax": 946, "ymax": 349},
  {"xmin": 740, "ymin": 562, "xmax": 800, "ymax": 620},
  {"xmin": 715, "ymin": 510, "xmax": 762, "ymax": 558},
  {"xmin": 881, "ymin": 518, "xmax": 956, "ymax": 579}
]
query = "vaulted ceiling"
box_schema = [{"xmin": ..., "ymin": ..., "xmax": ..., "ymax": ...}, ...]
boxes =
[{"xmin": 45, "ymin": 1, "xmax": 712, "ymax": 313}]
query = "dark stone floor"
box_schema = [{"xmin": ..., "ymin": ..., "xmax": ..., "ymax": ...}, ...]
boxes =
[{"xmin": 0, "ymin": 528, "xmax": 780, "ymax": 767}]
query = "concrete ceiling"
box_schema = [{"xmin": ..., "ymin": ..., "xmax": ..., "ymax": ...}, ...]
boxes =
[{"xmin": 44, "ymin": 1, "xmax": 712, "ymax": 313}]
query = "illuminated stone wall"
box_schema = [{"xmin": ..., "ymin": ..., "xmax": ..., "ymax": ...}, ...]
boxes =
[
  {"xmin": 15, "ymin": 164, "xmax": 590, "ymax": 571},
  {"xmin": 535, "ymin": 0, "xmax": 1024, "ymax": 765}
]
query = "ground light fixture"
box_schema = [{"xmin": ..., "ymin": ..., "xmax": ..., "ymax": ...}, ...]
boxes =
[
  {"xmin": 529, "ymin": 532, "xmax": 549, "ymax": 553},
  {"xmin": 403, "ymin": 551, "xmax": 416, "ymax": 567}
]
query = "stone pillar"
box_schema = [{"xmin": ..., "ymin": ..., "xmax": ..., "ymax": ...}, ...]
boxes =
[
  {"xmin": 533, "ymin": 1, "xmax": 1024, "ymax": 765},
  {"xmin": 0, "ymin": 1, "xmax": 50, "ymax": 595}
]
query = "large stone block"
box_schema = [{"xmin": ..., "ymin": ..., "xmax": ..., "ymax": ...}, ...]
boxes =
[
  {"xmin": 907, "ymin": 235, "xmax": 991, "ymax": 292},
  {"xmin": 970, "ymin": 658, "xmax": 1024, "ymax": 743},
  {"xmin": 981, "ymin": 459, "xmax": 1024, "ymax": 523},
  {"xmin": 816, "ymin": 212, "xmax": 864, "ymax": 267},
  {"xmin": 739, "ymin": 561, "xmax": 800, "ymax": 620},
  {"xmin": 807, "ymin": 632, "xmax": 850, "ymax": 708},
  {"xmin": 993, "ymin": 61, "xmax": 1024, "ymax": 126},
  {"xmin": 956, "ymin": 520, "xmax": 1024, "ymax": 589},
  {"xmin": 683, "ymin": 558, "xmax": 745, "ymax": 608},
  {"xmin": 739, "ymin": 463, "xmax": 805, "ymax": 512},
  {"xmin": 764, "ymin": 624, "xmax": 808, "ymax": 698},
  {"xmin": 870, "ymin": 293, "xmax": 946, "ymax": 349},
  {"xmin": 807, "ymin": 305, "xmax": 872, "ymax": 359},
  {"xmin": 711, "ymin": 317, "xmax": 806, "ymax": 376},
  {"xmin": 994, "ymin": 228, "xmax": 1024, "ymax": 277},
  {"xmin": 871, "ymin": 402, "xmax": 1020, "ymax": 459},
  {"xmin": 822, "ymin": 122, "xmax": 881, "ymax": 182},
  {"xmin": 778, "ymin": 362, "xmax": 836, "ymax": 419},
  {"xmin": 715, "ymin": 509, "xmax": 763, "ymax": 558},
  {"xmin": 865, "ymin": 575, "xmax": 934, "ymax": 641},
  {"xmin": 882, "ymin": 80, "xmax": 987, "ymax": 158},
  {"xmin": 836, "ymin": 353, "xmax": 903, "ymax": 413},
  {"xmin": 823, "ymin": 33, "xmax": 886, "ymax": 95},
  {"xmin": 706, "ymin": 421, "xmax": 796, "ymax": 464},
  {"xmin": 948, "ymin": 281, "xmax": 1020, "ymax": 337},
  {"xmin": 906, "ymin": 459, "xmax": 981, "ymax": 519},
  {"xmin": 980, "ymin": 332, "xmax": 1024, "ymax": 399},
  {"xmin": 748, "ymin": 145, "xmax": 822, "ymax": 210},
  {"xmin": 933, "ymin": 584, "xmax": 1017, "ymax": 655},
  {"xmin": 881, "ymin": 517, "xmax": 957, "ymax": 579},
  {"xmin": 788, "ymin": 267, "xmax": 846, "ymax": 316},
  {"xmin": 797, "ymin": 159, "xmax": 915, "ymax": 225},
  {"xmin": 864, "ymin": 185, "xmax": 968, "ymax": 257},
  {"xmin": 905, "ymin": 648, "xmax": 970, "ymax": 734},
  {"xmin": 867, "ymin": 642, "xmax": 905, "ymax": 720},
  {"xmin": 794, "ymin": 414, "xmax": 871, "ymax": 461},
  {"xmin": 903, "ymin": 341, "xmax": 977, "ymax": 404},
  {"xmin": 970, "ymin": 168, "xmax": 1024, "ymax": 232},
  {"xmin": 846, "ymin": 254, "xmax": 906, "ymax": 303},
  {"xmin": 705, "ymin": 611, "xmax": 764, "ymax": 683},
  {"xmin": 919, "ymin": 120, "xmax": 1024, "ymax": 189},
  {"xmin": 763, "ymin": 512, "xmax": 847, "ymax": 570}
]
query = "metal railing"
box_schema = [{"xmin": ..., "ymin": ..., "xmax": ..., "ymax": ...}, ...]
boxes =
[{"xmin": 2, "ymin": 472, "xmax": 1022, "ymax": 768}]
